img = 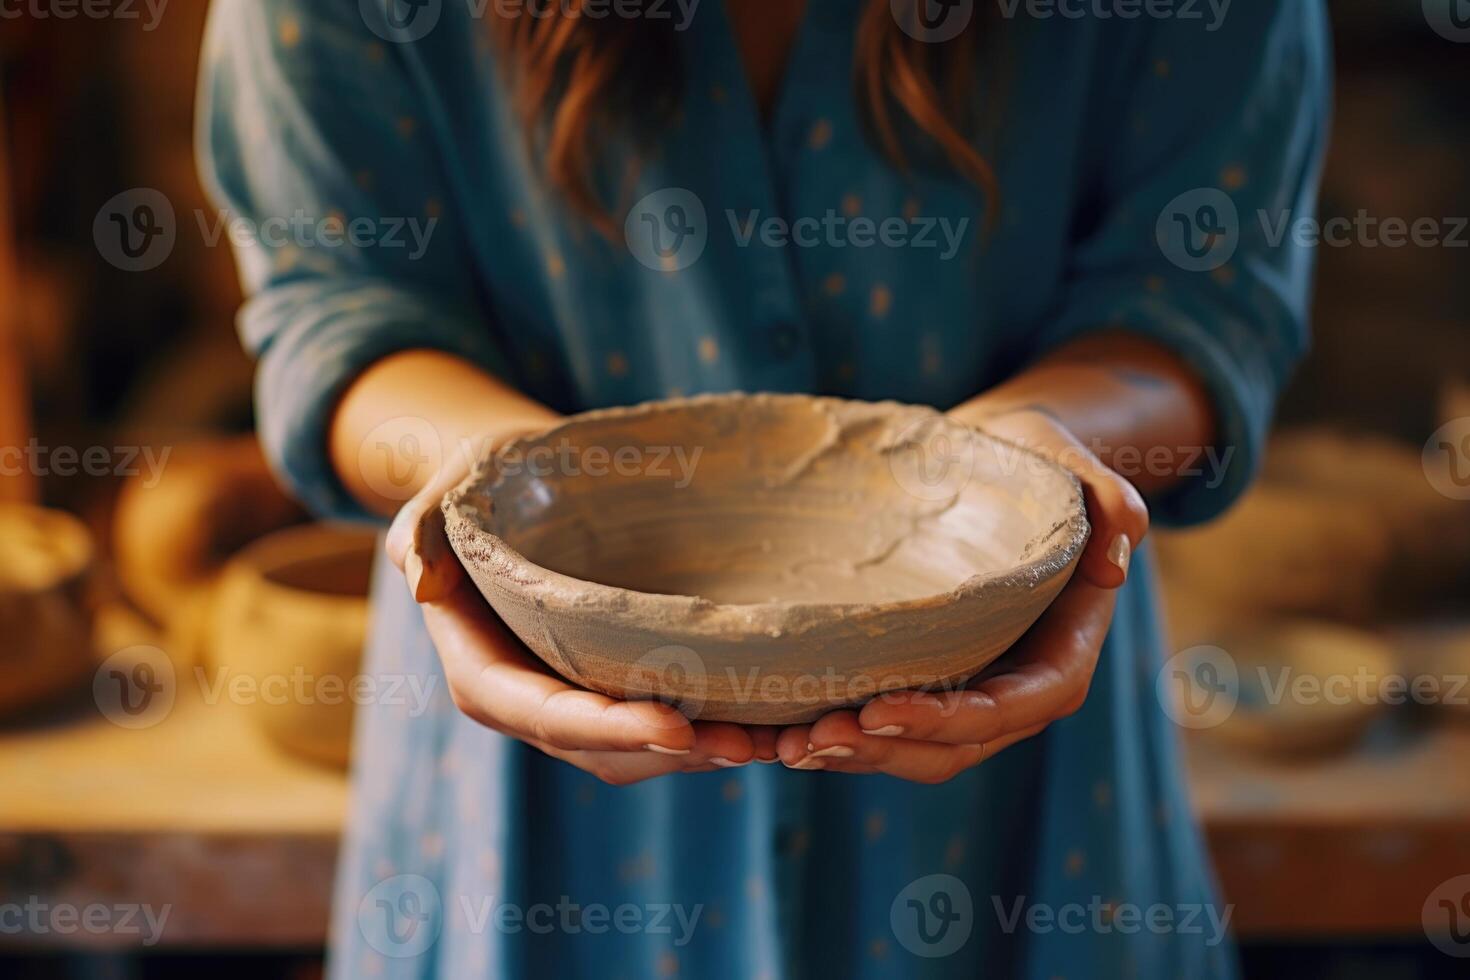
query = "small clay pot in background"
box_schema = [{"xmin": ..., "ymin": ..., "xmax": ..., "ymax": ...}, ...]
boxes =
[
  {"xmin": 208, "ymin": 525, "xmax": 377, "ymax": 769},
  {"xmin": 0, "ymin": 504, "xmax": 96, "ymax": 715}
]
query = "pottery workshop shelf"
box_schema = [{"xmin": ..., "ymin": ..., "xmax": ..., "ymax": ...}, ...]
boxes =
[{"xmin": 1, "ymin": 691, "xmax": 1468, "ymax": 948}]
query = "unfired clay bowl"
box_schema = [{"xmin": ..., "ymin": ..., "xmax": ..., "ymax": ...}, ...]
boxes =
[
  {"xmin": 209, "ymin": 525, "xmax": 375, "ymax": 768},
  {"xmin": 444, "ymin": 393, "xmax": 1089, "ymax": 723}
]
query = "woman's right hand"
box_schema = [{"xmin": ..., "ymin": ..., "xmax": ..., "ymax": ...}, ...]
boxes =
[{"xmin": 384, "ymin": 454, "xmax": 775, "ymax": 784}]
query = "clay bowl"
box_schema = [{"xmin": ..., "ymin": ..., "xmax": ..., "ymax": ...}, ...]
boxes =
[
  {"xmin": 208, "ymin": 525, "xmax": 376, "ymax": 768},
  {"xmin": 444, "ymin": 394, "xmax": 1089, "ymax": 724},
  {"xmin": 1206, "ymin": 621, "xmax": 1396, "ymax": 758},
  {"xmin": 0, "ymin": 504, "xmax": 96, "ymax": 716}
]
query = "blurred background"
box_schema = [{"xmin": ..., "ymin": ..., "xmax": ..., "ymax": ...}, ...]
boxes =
[{"xmin": 1, "ymin": 1, "xmax": 1468, "ymax": 977}]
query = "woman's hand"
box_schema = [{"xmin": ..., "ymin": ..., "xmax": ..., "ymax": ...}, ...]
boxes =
[
  {"xmin": 385, "ymin": 446, "xmax": 779, "ymax": 785},
  {"xmin": 773, "ymin": 407, "xmax": 1149, "ymax": 781}
]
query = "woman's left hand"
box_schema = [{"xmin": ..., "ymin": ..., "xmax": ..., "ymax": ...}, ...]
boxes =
[{"xmin": 774, "ymin": 407, "xmax": 1149, "ymax": 781}]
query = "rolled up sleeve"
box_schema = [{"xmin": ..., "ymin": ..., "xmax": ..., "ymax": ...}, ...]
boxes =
[
  {"xmin": 1039, "ymin": 0, "xmax": 1332, "ymax": 526},
  {"xmin": 197, "ymin": 0, "xmax": 505, "ymax": 521}
]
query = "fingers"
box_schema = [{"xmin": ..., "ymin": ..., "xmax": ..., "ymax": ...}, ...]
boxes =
[
  {"xmin": 856, "ymin": 580, "xmax": 1118, "ymax": 745},
  {"xmin": 531, "ymin": 719, "xmax": 760, "ymax": 785},
  {"xmin": 1071, "ymin": 451, "xmax": 1149, "ymax": 590},
  {"xmin": 968, "ymin": 407, "xmax": 1148, "ymax": 591},
  {"xmin": 423, "ymin": 576, "xmax": 696, "ymax": 754},
  {"xmin": 775, "ymin": 711, "xmax": 1050, "ymax": 783}
]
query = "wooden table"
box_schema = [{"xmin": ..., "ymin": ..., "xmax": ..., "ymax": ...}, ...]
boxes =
[
  {"xmin": 0, "ymin": 687, "xmax": 345, "ymax": 949},
  {"xmin": 3, "ymin": 686, "xmax": 1468, "ymax": 948}
]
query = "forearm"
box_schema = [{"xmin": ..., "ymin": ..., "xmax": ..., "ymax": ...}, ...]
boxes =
[
  {"xmin": 329, "ymin": 349, "xmax": 560, "ymax": 517},
  {"xmin": 951, "ymin": 332, "xmax": 1217, "ymax": 495}
]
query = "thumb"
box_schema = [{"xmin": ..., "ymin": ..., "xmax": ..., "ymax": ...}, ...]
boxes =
[{"xmin": 387, "ymin": 488, "xmax": 464, "ymax": 603}]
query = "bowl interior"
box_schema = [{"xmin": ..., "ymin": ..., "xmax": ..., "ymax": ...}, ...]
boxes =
[{"xmin": 474, "ymin": 396, "xmax": 1082, "ymax": 606}]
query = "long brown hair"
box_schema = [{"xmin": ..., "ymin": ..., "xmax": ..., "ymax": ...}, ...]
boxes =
[{"xmin": 489, "ymin": 0, "xmax": 998, "ymax": 237}]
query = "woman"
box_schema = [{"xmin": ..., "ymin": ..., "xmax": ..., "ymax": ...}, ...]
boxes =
[{"xmin": 199, "ymin": 1, "xmax": 1329, "ymax": 976}]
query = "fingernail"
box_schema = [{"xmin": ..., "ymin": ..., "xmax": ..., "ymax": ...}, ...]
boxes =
[
  {"xmin": 807, "ymin": 746, "xmax": 855, "ymax": 760},
  {"xmin": 787, "ymin": 757, "xmax": 826, "ymax": 771},
  {"xmin": 643, "ymin": 744, "xmax": 691, "ymax": 756},
  {"xmin": 861, "ymin": 725, "xmax": 904, "ymax": 737},
  {"xmin": 1108, "ymin": 534, "xmax": 1132, "ymax": 576},
  {"xmin": 710, "ymin": 757, "xmax": 744, "ymax": 768},
  {"xmin": 756, "ymin": 757, "xmax": 780, "ymax": 764}
]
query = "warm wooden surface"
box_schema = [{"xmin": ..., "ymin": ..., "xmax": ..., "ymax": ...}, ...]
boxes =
[
  {"xmin": 1188, "ymin": 714, "xmax": 1470, "ymax": 939},
  {"xmin": 0, "ymin": 686, "xmax": 345, "ymax": 949},
  {"xmin": 2, "ymin": 687, "xmax": 1468, "ymax": 947}
]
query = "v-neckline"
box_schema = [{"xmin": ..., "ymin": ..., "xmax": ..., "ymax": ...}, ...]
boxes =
[{"xmin": 710, "ymin": 0, "xmax": 821, "ymax": 136}]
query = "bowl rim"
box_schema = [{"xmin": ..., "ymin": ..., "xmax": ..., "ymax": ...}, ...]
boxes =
[{"xmin": 442, "ymin": 392, "xmax": 1090, "ymax": 637}]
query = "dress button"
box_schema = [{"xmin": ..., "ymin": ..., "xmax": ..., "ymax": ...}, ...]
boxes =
[{"xmin": 770, "ymin": 323, "xmax": 801, "ymax": 357}]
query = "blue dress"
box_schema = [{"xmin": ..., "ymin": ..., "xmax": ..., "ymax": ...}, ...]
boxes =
[{"xmin": 198, "ymin": 1, "xmax": 1330, "ymax": 976}]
